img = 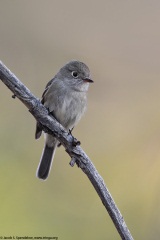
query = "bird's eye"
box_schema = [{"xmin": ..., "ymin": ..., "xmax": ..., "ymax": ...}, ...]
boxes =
[{"xmin": 71, "ymin": 71, "xmax": 78, "ymax": 78}]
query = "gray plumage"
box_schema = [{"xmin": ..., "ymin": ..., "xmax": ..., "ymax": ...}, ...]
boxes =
[{"xmin": 35, "ymin": 60, "xmax": 93, "ymax": 180}]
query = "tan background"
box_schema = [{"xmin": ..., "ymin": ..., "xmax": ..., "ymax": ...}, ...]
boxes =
[{"xmin": 1, "ymin": 0, "xmax": 160, "ymax": 239}]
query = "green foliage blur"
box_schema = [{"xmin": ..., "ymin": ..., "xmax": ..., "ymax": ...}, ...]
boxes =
[{"xmin": 1, "ymin": 1, "xmax": 160, "ymax": 239}]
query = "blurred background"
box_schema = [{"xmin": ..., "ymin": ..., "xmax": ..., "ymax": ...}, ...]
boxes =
[{"xmin": 0, "ymin": 0, "xmax": 160, "ymax": 239}]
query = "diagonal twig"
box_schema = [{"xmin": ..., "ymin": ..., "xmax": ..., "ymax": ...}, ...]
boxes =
[{"xmin": 0, "ymin": 60, "xmax": 134, "ymax": 240}]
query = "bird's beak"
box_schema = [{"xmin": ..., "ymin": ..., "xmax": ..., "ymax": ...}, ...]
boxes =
[{"xmin": 83, "ymin": 77, "xmax": 94, "ymax": 83}]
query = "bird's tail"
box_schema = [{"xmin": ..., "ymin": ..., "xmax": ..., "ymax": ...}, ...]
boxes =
[{"xmin": 36, "ymin": 142, "xmax": 57, "ymax": 180}]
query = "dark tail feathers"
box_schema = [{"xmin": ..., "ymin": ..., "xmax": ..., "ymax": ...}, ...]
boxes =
[{"xmin": 36, "ymin": 144, "xmax": 56, "ymax": 180}]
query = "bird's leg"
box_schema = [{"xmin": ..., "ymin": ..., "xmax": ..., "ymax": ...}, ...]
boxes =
[
  {"xmin": 58, "ymin": 128, "xmax": 74, "ymax": 148},
  {"xmin": 72, "ymin": 138, "xmax": 81, "ymax": 147},
  {"xmin": 57, "ymin": 142, "xmax": 61, "ymax": 147},
  {"xmin": 57, "ymin": 126, "xmax": 81, "ymax": 148},
  {"xmin": 68, "ymin": 127, "xmax": 74, "ymax": 135},
  {"xmin": 68, "ymin": 128, "xmax": 81, "ymax": 147}
]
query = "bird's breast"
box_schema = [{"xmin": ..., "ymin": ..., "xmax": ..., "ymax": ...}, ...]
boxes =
[{"xmin": 55, "ymin": 91, "xmax": 87, "ymax": 130}]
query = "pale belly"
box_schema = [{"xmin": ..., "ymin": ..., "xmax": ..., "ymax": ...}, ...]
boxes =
[{"xmin": 54, "ymin": 92, "xmax": 87, "ymax": 130}]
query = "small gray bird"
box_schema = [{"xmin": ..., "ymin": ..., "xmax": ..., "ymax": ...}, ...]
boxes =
[{"xmin": 35, "ymin": 60, "xmax": 93, "ymax": 180}]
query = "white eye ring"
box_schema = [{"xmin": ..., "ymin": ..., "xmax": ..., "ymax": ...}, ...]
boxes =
[{"xmin": 71, "ymin": 71, "xmax": 78, "ymax": 78}]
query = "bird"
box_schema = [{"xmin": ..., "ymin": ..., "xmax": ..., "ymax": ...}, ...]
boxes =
[{"xmin": 35, "ymin": 60, "xmax": 93, "ymax": 180}]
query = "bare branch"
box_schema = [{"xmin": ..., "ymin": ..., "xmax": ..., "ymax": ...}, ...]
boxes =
[{"xmin": 0, "ymin": 61, "xmax": 134, "ymax": 240}]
